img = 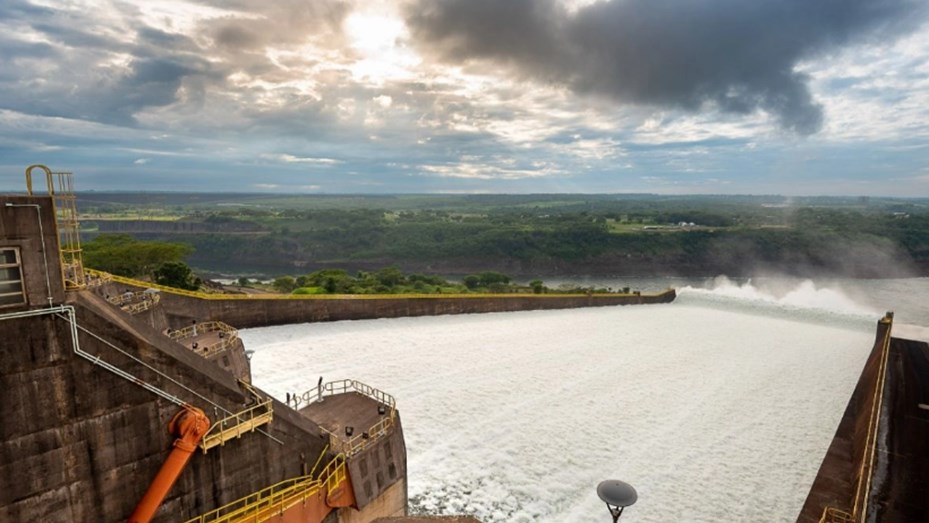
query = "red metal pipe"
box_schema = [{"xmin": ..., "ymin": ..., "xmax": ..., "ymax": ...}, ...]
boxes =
[{"xmin": 128, "ymin": 406, "xmax": 210, "ymax": 523}]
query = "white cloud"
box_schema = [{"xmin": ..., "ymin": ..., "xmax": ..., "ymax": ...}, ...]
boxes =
[
  {"xmin": 261, "ymin": 153, "xmax": 342, "ymax": 165},
  {"xmin": 373, "ymin": 95, "xmax": 393, "ymax": 108},
  {"xmin": 1, "ymin": 1, "xmax": 928, "ymax": 193},
  {"xmin": 421, "ymin": 161, "xmax": 560, "ymax": 180}
]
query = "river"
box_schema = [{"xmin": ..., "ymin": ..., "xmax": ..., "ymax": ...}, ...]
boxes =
[{"xmin": 240, "ymin": 277, "xmax": 927, "ymax": 522}]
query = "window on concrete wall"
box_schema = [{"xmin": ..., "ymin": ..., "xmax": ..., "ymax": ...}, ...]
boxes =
[{"xmin": 0, "ymin": 247, "xmax": 26, "ymax": 307}]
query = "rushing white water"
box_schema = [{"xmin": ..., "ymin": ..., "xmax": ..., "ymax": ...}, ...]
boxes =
[{"xmin": 242, "ymin": 280, "xmax": 881, "ymax": 522}]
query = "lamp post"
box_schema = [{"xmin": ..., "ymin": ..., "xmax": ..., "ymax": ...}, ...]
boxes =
[{"xmin": 597, "ymin": 479, "xmax": 637, "ymax": 522}]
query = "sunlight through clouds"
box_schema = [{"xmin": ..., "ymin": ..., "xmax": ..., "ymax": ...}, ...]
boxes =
[{"xmin": 0, "ymin": 0, "xmax": 927, "ymax": 194}]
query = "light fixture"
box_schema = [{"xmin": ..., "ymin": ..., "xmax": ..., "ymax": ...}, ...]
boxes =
[
  {"xmin": 345, "ymin": 426, "xmax": 354, "ymax": 437},
  {"xmin": 378, "ymin": 405, "xmax": 386, "ymax": 415},
  {"xmin": 597, "ymin": 479, "xmax": 637, "ymax": 522}
]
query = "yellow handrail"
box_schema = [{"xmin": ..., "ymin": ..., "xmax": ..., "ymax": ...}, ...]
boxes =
[
  {"xmin": 167, "ymin": 320, "xmax": 235, "ymax": 340},
  {"xmin": 105, "ymin": 289, "xmax": 160, "ymax": 315},
  {"xmin": 166, "ymin": 320, "xmax": 239, "ymax": 357},
  {"xmin": 850, "ymin": 313, "xmax": 894, "ymax": 520},
  {"xmin": 184, "ymin": 453, "xmax": 347, "ymax": 523},
  {"xmin": 200, "ymin": 397, "xmax": 274, "ymax": 452},
  {"xmin": 121, "ymin": 294, "xmax": 159, "ymax": 315},
  {"xmin": 106, "ymin": 290, "xmax": 152, "ymax": 306},
  {"xmin": 821, "ymin": 312, "xmax": 894, "ymax": 522},
  {"xmin": 85, "ymin": 270, "xmax": 111, "ymax": 288},
  {"xmin": 297, "ymin": 379, "xmax": 397, "ymax": 456},
  {"xmin": 819, "ymin": 507, "xmax": 854, "ymax": 523},
  {"xmin": 296, "ymin": 379, "xmax": 396, "ymax": 411}
]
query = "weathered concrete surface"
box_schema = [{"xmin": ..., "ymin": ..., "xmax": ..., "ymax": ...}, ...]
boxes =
[
  {"xmin": 300, "ymin": 393, "xmax": 407, "ymax": 514},
  {"xmin": 94, "ymin": 280, "xmax": 252, "ymax": 382},
  {"xmin": 0, "ymin": 195, "xmax": 66, "ymax": 308},
  {"xmin": 153, "ymin": 289, "xmax": 677, "ymax": 330},
  {"xmin": 344, "ymin": 418, "xmax": 406, "ymax": 512},
  {"xmin": 797, "ymin": 319, "xmax": 929, "ymax": 523},
  {"xmin": 796, "ymin": 320, "xmax": 887, "ymax": 522},
  {"xmin": 299, "ymin": 393, "xmax": 390, "ymax": 446},
  {"xmin": 865, "ymin": 336, "xmax": 929, "ymax": 521},
  {"xmin": 203, "ymin": 336, "xmax": 252, "ymax": 382},
  {"xmin": 0, "ymin": 290, "xmax": 332, "ymax": 522},
  {"xmin": 342, "ymin": 479, "xmax": 407, "ymax": 523}
]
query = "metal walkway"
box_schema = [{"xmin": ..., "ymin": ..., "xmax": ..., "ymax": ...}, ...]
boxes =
[{"xmin": 201, "ymin": 382, "xmax": 274, "ymax": 453}]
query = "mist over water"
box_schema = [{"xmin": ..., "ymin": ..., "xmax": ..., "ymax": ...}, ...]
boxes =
[
  {"xmin": 242, "ymin": 279, "xmax": 896, "ymax": 522},
  {"xmin": 546, "ymin": 275, "xmax": 929, "ymax": 327},
  {"xmin": 682, "ymin": 276, "xmax": 875, "ymax": 313}
]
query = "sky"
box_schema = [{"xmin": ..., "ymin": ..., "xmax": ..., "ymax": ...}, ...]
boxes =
[{"xmin": 1, "ymin": 0, "xmax": 928, "ymax": 196}]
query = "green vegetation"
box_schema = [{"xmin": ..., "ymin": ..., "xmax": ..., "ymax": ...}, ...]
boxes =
[
  {"xmin": 76, "ymin": 194, "xmax": 929, "ymax": 279},
  {"xmin": 83, "ymin": 234, "xmax": 193, "ymax": 278},
  {"xmin": 152, "ymin": 261, "xmax": 201, "ymax": 291},
  {"xmin": 255, "ymin": 267, "xmax": 611, "ymax": 295}
]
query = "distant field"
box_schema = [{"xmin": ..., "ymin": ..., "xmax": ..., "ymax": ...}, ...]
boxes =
[{"xmin": 73, "ymin": 192, "xmax": 929, "ymax": 279}]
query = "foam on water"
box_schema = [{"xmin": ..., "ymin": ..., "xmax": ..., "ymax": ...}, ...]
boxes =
[
  {"xmin": 678, "ymin": 276, "xmax": 879, "ymax": 328},
  {"xmin": 243, "ymin": 284, "xmax": 880, "ymax": 522}
]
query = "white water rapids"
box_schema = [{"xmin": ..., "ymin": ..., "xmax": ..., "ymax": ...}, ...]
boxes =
[{"xmin": 242, "ymin": 279, "xmax": 891, "ymax": 522}]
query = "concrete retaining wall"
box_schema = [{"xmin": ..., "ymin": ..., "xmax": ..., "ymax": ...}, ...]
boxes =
[
  {"xmin": 0, "ymin": 291, "xmax": 331, "ymax": 522},
  {"xmin": 796, "ymin": 318, "xmax": 890, "ymax": 522},
  {"xmin": 156, "ymin": 290, "xmax": 677, "ymax": 330}
]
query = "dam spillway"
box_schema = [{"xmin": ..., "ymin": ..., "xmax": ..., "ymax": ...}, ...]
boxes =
[
  {"xmin": 1, "ymin": 178, "xmax": 410, "ymax": 522},
  {"xmin": 241, "ymin": 297, "xmax": 878, "ymax": 522},
  {"xmin": 4, "ymin": 169, "xmax": 928, "ymax": 522}
]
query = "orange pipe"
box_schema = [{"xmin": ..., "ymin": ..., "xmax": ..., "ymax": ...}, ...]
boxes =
[{"xmin": 128, "ymin": 406, "xmax": 210, "ymax": 523}]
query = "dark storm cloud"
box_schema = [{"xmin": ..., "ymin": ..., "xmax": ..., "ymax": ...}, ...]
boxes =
[
  {"xmin": 405, "ymin": 0, "xmax": 926, "ymax": 134},
  {"xmin": 0, "ymin": 4, "xmax": 209, "ymax": 125}
]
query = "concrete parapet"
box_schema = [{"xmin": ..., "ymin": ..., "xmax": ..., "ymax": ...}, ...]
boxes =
[{"xmin": 153, "ymin": 289, "xmax": 677, "ymax": 330}]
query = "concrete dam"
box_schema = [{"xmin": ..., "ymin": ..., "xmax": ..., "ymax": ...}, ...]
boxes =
[
  {"xmin": 2, "ymin": 166, "xmax": 927, "ymax": 522},
  {"xmin": 1, "ymin": 168, "xmax": 673, "ymax": 523}
]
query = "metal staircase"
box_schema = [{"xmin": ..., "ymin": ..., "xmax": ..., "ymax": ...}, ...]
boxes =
[
  {"xmin": 185, "ymin": 452, "xmax": 350, "ymax": 523},
  {"xmin": 200, "ymin": 381, "xmax": 274, "ymax": 453}
]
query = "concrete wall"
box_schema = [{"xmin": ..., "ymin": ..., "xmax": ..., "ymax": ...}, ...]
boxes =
[
  {"xmin": 346, "ymin": 418, "xmax": 407, "ymax": 511},
  {"xmin": 92, "ymin": 281, "xmax": 252, "ymax": 382},
  {"xmin": 862, "ymin": 336, "xmax": 929, "ymax": 521},
  {"xmin": 796, "ymin": 318, "xmax": 889, "ymax": 522},
  {"xmin": 342, "ymin": 480, "xmax": 407, "ymax": 523},
  {"xmin": 156, "ymin": 290, "xmax": 677, "ymax": 330},
  {"xmin": 0, "ymin": 195, "xmax": 66, "ymax": 308},
  {"xmin": 206, "ymin": 337, "xmax": 252, "ymax": 383},
  {"xmin": 0, "ymin": 291, "xmax": 332, "ymax": 522}
]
